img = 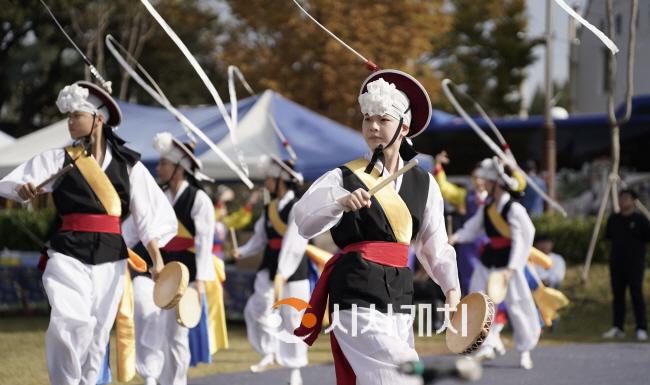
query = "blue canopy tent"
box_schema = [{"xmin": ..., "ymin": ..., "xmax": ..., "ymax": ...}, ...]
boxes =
[
  {"xmin": 0, "ymin": 90, "xmax": 432, "ymax": 179},
  {"xmin": 196, "ymin": 90, "xmax": 432, "ymax": 182},
  {"xmin": 419, "ymin": 95, "xmax": 650, "ymax": 172}
]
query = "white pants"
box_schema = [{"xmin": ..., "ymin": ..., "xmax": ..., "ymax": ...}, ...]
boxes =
[
  {"xmin": 244, "ymin": 270, "xmax": 310, "ymax": 369},
  {"xmin": 470, "ymin": 263, "xmax": 541, "ymax": 352},
  {"xmin": 332, "ymin": 308, "xmax": 421, "ymax": 385},
  {"xmin": 133, "ymin": 276, "xmax": 190, "ymax": 385},
  {"xmin": 42, "ymin": 251, "xmax": 127, "ymax": 385}
]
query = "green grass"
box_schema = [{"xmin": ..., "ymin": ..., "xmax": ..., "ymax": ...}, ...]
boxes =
[{"xmin": 1, "ymin": 265, "xmax": 648, "ymax": 385}]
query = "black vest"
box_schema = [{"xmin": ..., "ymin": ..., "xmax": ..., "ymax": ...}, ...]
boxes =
[
  {"xmin": 50, "ymin": 148, "xmax": 133, "ymax": 265},
  {"xmin": 161, "ymin": 184, "xmax": 200, "ymax": 282},
  {"xmin": 260, "ymin": 196, "xmax": 310, "ymax": 282},
  {"xmin": 480, "ymin": 199, "xmax": 515, "ymax": 268},
  {"xmin": 328, "ymin": 164, "xmax": 429, "ymax": 313}
]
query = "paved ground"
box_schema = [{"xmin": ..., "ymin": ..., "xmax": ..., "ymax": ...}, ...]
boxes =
[{"xmin": 189, "ymin": 343, "xmax": 650, "ymax": 385}]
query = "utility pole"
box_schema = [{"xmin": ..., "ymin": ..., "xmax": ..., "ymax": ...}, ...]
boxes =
[
  {"xmin": 544, "ymin": 0, "xmax": 557, "ymax": 205},
  {"xmin": 567, "ymin": 4, "xmax": 579, "ymax": 114}
]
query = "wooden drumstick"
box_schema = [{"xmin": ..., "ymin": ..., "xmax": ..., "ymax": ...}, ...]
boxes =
[
  {"xmin": 446, "ymin": 215, "xmax": 453, "ymax": 235},
  {"xmin": 367, "ymin": 159, "xmax": 418, "ymax": 196},
  {"xmin": 339, "ymin": 159, "xmax": 418, "ymax": 212},
  {"xmin": 229, "ymin": 227, "xmax": 238, "ymax": 249},
  {"xmin": 36, "ymin": 164, "xmax": 75, "ymax": 190}
]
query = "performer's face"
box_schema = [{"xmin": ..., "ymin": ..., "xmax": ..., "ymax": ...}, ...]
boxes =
[
  {"xmin": 67, "ymin": 111, "xmax": 101, "ymax": 139},
  {"xmin": 361, "ymin": 114, "xmax": 407, "ymax": 149},
  {"xmin": 264, "ymin": 176, "xmax": 278, "ymax": 194},
  {"xmin": 471, "ymin": 170, "xmax": 486, "ymax": 192},
  {"xmin": 156, "ymin": 157, "xmax": 177, "ymax": 182}
]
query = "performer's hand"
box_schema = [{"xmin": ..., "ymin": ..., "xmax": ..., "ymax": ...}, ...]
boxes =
[
  {"xmin": 150, "ymin": 261, "xmax": 164, "ymax": 281},
  {"xmin": 504, "ymin": 268, "xmax": 514, "ymax": 282},
  {"xmin": 273, "ymin": 274, "xmax": 287, "ymax": 303},
  {"xmin": 248, "ymin": 190, "xmax": 261, "ymax": 206},
  {"xmin": 338, "ymin": 188, "xmax": 372, "ymax": 212},
  {"xmin": 435, "ymin": 151, "xmax": 450, "ymax": 166},
  {"xmin": 445, "ymin": 288, "xmax": 461, "ymax": 311},
  {"xmin": 16, "ymin": 183, "xmax": 43, "ymax": 201},
  {"xmin": 232, "ymin": 248, "xmax": 241, "ymax": 261},
  {"xmin": 448, "ymin": 234, "xmax": 458, "ymax": 246},
  {"xmin": 196, "ymin": 280, "xmax": 206, "ymax": 296}
]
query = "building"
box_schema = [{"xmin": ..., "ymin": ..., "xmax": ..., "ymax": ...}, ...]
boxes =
[{"xmin": 571, "ymin": 0, "xmax": 650, "ymax": 114}]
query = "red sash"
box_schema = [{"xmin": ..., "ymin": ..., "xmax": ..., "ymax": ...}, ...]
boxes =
[
  {"xmin": 293, "ymin": 241, "xmax": 409, "ymax": 385},
  {"xmin": 60, "ymin": 214, "xmax": 121, "ymax": 234},
  {"xmin": 267, "ymin": 238, "xmax": 283, "ymax": 250},
  {"xmin": 162, "ymin": 236, "xmax": 194, "ymax": 252}
]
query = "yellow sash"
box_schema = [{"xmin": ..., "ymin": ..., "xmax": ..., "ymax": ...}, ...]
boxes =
[
  {"xmin": 268, "ymin": 199, "xmax": 288, "ymax": 235},
  {"xmin": 175, "ymin": 220, "xmax": 196, "ymax": 253},
  {"xmin": 486, "ymin": 202, "xmax": 552, "ymax": 268},
  {"xmin": 65, "ymin": 145, "xmax": 121, "ymax": 217},
  {"xmin": 344, "ymin": 159, "xmax": 412, "ymax": 244},
  {"xmin": 206, "ymin": 256, "xmax": 229, "ymax": 353},
  {"xmin": 115, "ymin": 267, "xmax": 136, "ymax": 382}
]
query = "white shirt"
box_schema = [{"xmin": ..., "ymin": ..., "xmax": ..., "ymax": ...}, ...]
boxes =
[
  {"xmin": 454, "ymin": 192, "xmax": 535, "ymax": 271},
  {"xmin": 277, "ymin": 210, "xmax": 309, "ymax": 279},
  {"xmin": 238, "ymin": 189, "xmax": 296, "ymax": 259},
  {"xmin": 163, "ymin": 180, "xmax": 216, "ymax": 282},
  {"xmin": 292, "ymin": 156, "xmax": 460, "ymax": 295},
  {"xmin": 0, "ymin": 145, "xmax": 177, "ymax": 252}
]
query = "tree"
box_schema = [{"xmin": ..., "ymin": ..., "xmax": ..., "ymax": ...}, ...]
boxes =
[
  {"xmin": 0, "ymin": 0, "xmax": 223, "ymax": 136},
  {"xmin": 217, "ymin": 0, "xmax": 450, "ymax": 128},
  {"xmin": 431, "ymin": 0, "xmax": 539, "ymax": 116}
]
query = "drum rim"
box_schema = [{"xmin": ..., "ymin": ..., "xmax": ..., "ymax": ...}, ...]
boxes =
[
  {"xmin": 445, "ymin": 292, "xmax": 495, "ymax": 354},
  {"xmin": 154, "ymin": 261, "xmax": 190, "ymax": 309},
  {"xmin": 176, "ymin": 286, "xmax": 201, "ymax": 328}
]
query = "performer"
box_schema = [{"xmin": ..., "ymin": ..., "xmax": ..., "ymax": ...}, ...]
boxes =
[
  {"xmin": 292, "ymin": 70, "xmax": 461, "ymax": 385},
  {"xmin": 0, "ymin": 81, "xmax": 176, "ymax": 385},
  {"xmin": 129, "ymin": 132, "xmax": 217, "ymax": 385},
  {"xmin": 234, "ymin": 157, "xmax": 310, "ymax": 380},
  {"xmin": 433, "ymin": 150, "xmax": 487, "ymax": 295},
  {"xmin": 450, "ymin": 157, "xmax": 540, "ymax": 370}
]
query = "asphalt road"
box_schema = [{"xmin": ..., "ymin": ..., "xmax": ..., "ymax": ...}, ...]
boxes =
[{"xmin": 189, "ymin": 343, "xmax": 650, "ymax": 385}]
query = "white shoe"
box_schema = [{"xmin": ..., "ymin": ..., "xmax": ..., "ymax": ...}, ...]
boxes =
[
  {"xmin": 494, "ymin": 338, "xmax": 506, "ymax": 356},
  {"xmin": 473, "ymin": 345, "xmax": 496, "ymax": 361},
  {"xmin": 250, "ymin": 354, "xmax": 274, "ymax": 373},
  {"xmin": 602, "ymin": 327, "xmax": 625, "ymax": 339},
  {"xmin": 636, "ymin": 329, "xmax": 648, "ymax": 341},
  {"xmin": 144, "ymin": 378, "xmax": 157, "ymax": 385},
  {"xmin": 289, "ymin": 369, "xmax": 303, "ymax": 385},
  {"xmin": 520, "ymin": 351, "xmax": 533, "ymax": 370}
]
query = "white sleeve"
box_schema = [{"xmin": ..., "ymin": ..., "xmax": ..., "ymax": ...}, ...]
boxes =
[
  {"xmin": 277, "ymin": 210, "xmax": 309, "ymax": 279},
  {"xmin": 507, "ymin": 202, "xmax": 535, "ymax": 271},
  {"xmin": 121, "ymin": 215, "xmax": 139, "ymax": 248},
  {"xmin": 238, "ymin": 215, "xmax": 267, "ymax": 258},
  {"xmin": 453, "ymin": 206, "xmax": 485, "ymax": 244},
  {"xmin": 0, "ymin": 149, "xmax": 65, "ymax": 201},
  {"xmin": 293, "ymin": 168, "xmax": 350, "ymax": 239},
  {"xmin": 128, "ymin": 161, "xmax": 177, "ymax": 247},
  {"xmin": 413, "ymin": 174, "xmax": 460, "ymax": 294},
  {"xmin": 192, "ymin": 190, "xmax": 216, "ymax": 281}
]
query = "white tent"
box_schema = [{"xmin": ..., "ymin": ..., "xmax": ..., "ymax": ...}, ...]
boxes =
[
  {"xmin": 0, "ymin": 130, "xmax": 15, "ymax": 149},
  {"xmin": 0, "ymin": 120, "xmax": 68, "ymax": 176}
]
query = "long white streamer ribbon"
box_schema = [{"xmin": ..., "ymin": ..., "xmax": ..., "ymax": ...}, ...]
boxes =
[
  {"xmin": 106, "ymin": 35, "xmax": 254, "ymax": 189},
  {"xmin": 139, "ymin": 0, "xmax": 249, "ymax": 177},
  {"xmin": 553, "ymin": 0, "xmax": 619, "ymax": 54},
  {"xmin": 291, "ymin": 0, "xmax": 378, "ymax": 71},
  {"xmin": 39, "ymin": 0, "xmax": 112, "ymax": 93},
  {"xmin": 227, "ymin": 65, "xmax": 298, "ymax": 162},
  {"xmin": 441, "ymin": 79, "xmax": 568, "ymax": 217}
]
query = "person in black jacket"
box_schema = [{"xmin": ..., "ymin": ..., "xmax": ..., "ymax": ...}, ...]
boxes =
[{"xmin": 602, "ymin": 189, "xmax": 650, "ymax": 341}]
